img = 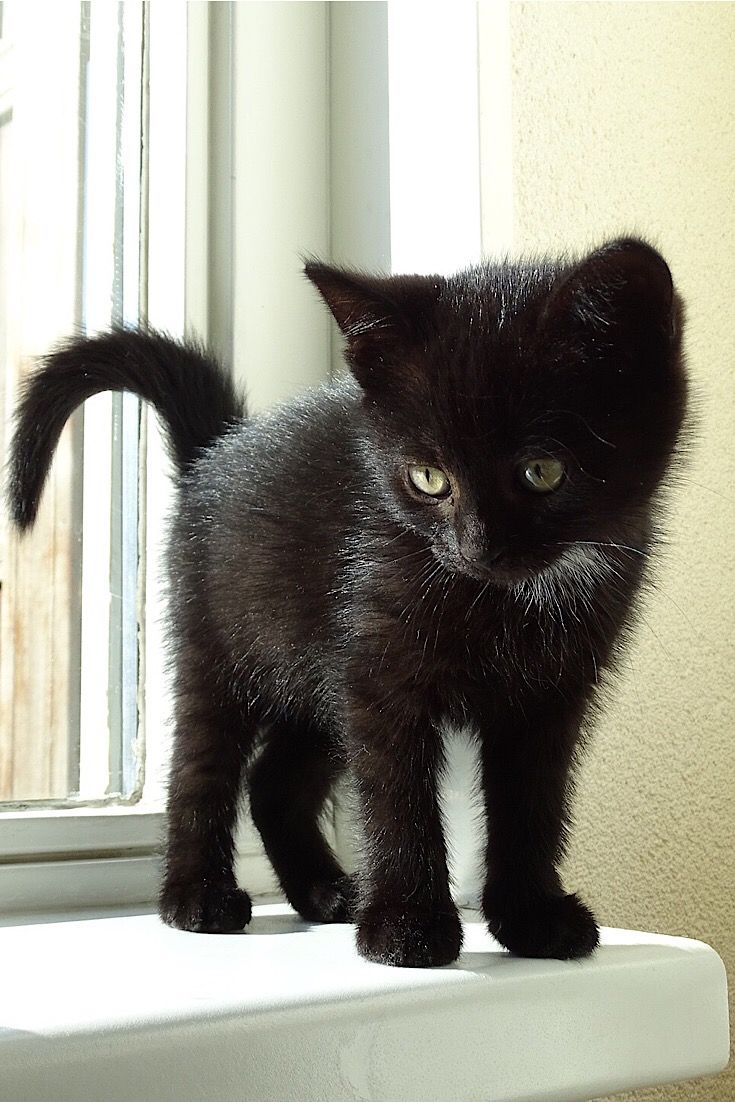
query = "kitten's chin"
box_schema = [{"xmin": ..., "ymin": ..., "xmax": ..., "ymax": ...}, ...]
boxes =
[
  {"xmin": 450, "ymin": 553, "xmax": 564, "ymax": 587},
  {"xmin": 481, "ymin": 566, "xmax": 534, "ymax": 587}
]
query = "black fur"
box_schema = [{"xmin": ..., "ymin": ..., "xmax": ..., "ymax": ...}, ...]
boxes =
[{"xmin": 7, "ymin": 239, "xmax": 687, "ymax": 966}]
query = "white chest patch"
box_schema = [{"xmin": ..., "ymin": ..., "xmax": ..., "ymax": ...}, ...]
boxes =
[{"xmin": 437, "ymin": 722, "xmax": 487, "ymax": 908}]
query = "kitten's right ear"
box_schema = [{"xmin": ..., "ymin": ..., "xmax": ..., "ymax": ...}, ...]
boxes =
[{"xmin": 304, "ymin": 262, "xmax": 407, "ymax": 387}]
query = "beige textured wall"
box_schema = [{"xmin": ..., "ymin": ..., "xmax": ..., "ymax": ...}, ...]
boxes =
[{"xmin": 479, "ymin": 4, "xmax": 734, "ymax": 1099}]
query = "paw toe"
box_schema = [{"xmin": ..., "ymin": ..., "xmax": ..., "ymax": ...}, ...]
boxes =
[
  {"xmin": 486, "ymin": 890, "xmax": 599, "ymax": 960},
  {"xmin": 290, "ymin": 873, "xmax": 356, "ymax": 924},
  {"xmin": 160, "ymin": 883, "xmax": 252, "ymax": 933},
  {"xmin": 357, "ymin": 903, "xmax": 462, "ymax": 968}
]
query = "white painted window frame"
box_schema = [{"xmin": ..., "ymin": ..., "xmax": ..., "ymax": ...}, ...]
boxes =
[{"xmin": 0, "ymin": 2, "xmax": 333, "ymax": 912}]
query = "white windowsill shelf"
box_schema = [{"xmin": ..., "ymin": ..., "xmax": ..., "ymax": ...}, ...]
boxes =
[{"xmin": 0, "ymin": 903, "xmax": 728, "ymax": 1102}]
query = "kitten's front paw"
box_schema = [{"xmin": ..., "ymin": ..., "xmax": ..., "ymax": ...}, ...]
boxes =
[
  {"xmin": 289, "ymin": 873, "xmax": 356, "ymax": 924},
  {"xmin": 356, "ymin": 901, "xmax": 462, "ymax": 968},
  {"xmin": 160, "ymin": 881, "xmax": 252, "ymax": 933},
  {"xmin": 484, "ymin": 886, "xmax": 599, "ymax": 960}
]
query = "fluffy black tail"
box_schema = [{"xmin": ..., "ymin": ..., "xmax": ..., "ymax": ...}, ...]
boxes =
[{"xmin": 7, "ymin": 328, "xmax": 244, "ymax": 531}]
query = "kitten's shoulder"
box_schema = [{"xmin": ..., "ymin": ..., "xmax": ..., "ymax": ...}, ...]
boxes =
[
  {"xmin": 189, "ymin": 376, "xmax": 362, "ymax": 496},
  {"xmin": 240, "ymin": 376, "xmax": 359, "ymax": 460}
]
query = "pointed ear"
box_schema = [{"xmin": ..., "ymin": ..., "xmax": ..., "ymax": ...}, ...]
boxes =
[
  {"xmin": 304, "ymin": 262, "xmax": 392, "ymax": 336},
  {"xmin": 304, "ymin": 261, "xmax": 412, "ymax": 388},
  {"xmin": 544, "ymin": 238, "xmax": 677, "ymax": 359}
]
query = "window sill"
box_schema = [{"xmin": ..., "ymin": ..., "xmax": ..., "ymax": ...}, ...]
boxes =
[
  {"xmin": 0, "ymin": 806, "xmax": 165, "ymax": 857},
  {"xmin": 0, "ymin": 821, "xmax": 276, "ymax": 914},
  {"xmin": 0, "ymin": 904, "xmax": 728, "ymax": 1102}
]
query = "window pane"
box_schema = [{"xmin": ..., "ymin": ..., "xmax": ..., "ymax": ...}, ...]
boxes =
[
  {"xmin": 0, "ymin": 1, "xmax": 146, "ymax": 806},
  {"xmin": 0, "ymin": 4, "xmax": 84, "ymax": 803},
  {"xmin": 0, "ymin": 111, "xmax": 10, "ymax": 501}
]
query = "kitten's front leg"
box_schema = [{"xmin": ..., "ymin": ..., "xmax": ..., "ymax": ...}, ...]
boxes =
[
  {"xmin": 347, "ymin": 691, "xmax": 462, "ymax": 968},
  {"xmin": 480, "ymin": 703, "xmax": 599, "ymax": 960}
]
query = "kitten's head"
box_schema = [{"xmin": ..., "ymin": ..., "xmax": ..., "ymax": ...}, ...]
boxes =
[{"xmin": 306, "ymin": 239, "xmax": 686, "ymax": 584}]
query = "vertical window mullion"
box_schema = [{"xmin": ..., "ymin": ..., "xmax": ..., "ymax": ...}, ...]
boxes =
[
  {"xmin": 78, "ymin": 0, "xmax": 119, "ymax": 800},
  {"xmin": 109, "ymin": 1, "xmax": 145, "ymax": 799}
]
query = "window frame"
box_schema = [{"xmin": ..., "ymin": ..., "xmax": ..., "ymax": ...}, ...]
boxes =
[{"xmin": 0, "ymin": 0, "xmax": 339, "ymax": 914}]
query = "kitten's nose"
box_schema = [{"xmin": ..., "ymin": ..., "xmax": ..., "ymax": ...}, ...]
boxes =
[
  {"xmin": 460, "ymin": 543, "xmax": 505, "ymax": 568},
  {"xmin": 481, "ymin": 547, "xmax": 505, "ymax": 566},
  {"xmin": 458, "ymin": 518, "xmax": 508, "ymax": 570}
]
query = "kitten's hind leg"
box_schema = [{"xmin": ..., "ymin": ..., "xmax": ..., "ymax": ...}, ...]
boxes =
[
  {"xmin": 249, "ymin": 717, "xmax": 354, "ymax": 923},
  {"xmin": 160, "ymin": 681, "xmax": 257, "ymax": 934}
]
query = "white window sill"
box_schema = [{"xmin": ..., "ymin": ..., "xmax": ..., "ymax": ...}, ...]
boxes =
[
  {"xmin": 0, "ymin": 822, "xmax": 277, "ymax": 914},
  {"xmin": 0, "ymin": 903, "xmax": 728, "ymax": 1102}
]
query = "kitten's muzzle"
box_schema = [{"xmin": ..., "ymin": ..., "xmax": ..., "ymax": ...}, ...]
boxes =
[
  {"xmin": 457, "ymin": 546, "xmax": 546, "ymax": 586},
  {"xmin": 458, "ymin": 547, "xmax": 514, "ymax": 582}
]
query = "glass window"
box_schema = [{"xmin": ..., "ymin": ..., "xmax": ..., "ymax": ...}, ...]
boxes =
[{"xmin": 0, "ymin": 1, "xmax": 152, "ymax": 807}]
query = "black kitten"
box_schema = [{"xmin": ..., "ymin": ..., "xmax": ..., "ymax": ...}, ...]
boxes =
[{"xmin": 8, "ymin": 238, "xmax": 686, "ymax": 967}]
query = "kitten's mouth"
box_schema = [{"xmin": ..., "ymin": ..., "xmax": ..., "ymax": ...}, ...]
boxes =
[{"xmin": 455, "ymin": 550, "xmax": 562, "ymax": 586}]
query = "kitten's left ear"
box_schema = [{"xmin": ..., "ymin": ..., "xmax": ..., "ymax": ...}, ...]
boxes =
[
  {"xmin": 304, "ymin": 262, "xmax": 424, "ymax": 388},
  {"xmin": 544, "ymin": 238, "xmax": 677, "ymax": 354}
]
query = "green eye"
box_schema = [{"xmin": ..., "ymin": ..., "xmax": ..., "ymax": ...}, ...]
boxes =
[
  {"xmin": 519, "ymin": 457, "xmax": 565, "ymax": 494},
  {"xmin": 408, "ymin": 464, "xmax": 451, "ymax": 498}
]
